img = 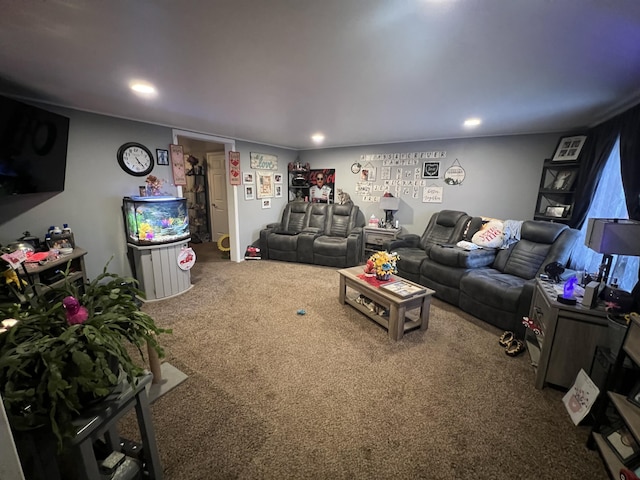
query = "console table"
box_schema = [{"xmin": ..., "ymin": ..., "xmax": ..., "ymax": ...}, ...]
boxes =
[
  {"xmin": 526, "ymin": 278, "xmax": 608, "ymax": 389},
  {"xmin": 364, "ymin": 226, "xmax": 402, "ymax": 257}
]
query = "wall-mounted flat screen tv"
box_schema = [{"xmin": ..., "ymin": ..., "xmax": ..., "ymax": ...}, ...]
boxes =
[{"xmin": 0, "ymin": 94, "xmax": 70, "ymax": 197}]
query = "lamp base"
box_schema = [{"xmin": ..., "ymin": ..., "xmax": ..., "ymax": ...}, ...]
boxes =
[{"xmin": 557, "ymin": 295, "xmax": 577, "ymax": 305}]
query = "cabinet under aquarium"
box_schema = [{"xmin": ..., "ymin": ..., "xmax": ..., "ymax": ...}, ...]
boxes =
[{"xmin": 123, "ymin": 196, "xmax": 190, "ymax": 246}]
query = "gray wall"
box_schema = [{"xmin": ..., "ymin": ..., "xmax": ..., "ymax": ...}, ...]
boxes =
[
  {"xmin": 2, "ymin": 103, "xmax": 562, "ymax": 280},
  {"xmin": 298, "ymin": 134, "xmax": 559, "ymax": 234},
  {"xmin": 1, "ymin": 107, "xmax": 177, "ymax": 280}
]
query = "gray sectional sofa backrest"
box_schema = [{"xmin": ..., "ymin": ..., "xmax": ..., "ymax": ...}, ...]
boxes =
[
  {"xmin": 494, "ymin": 221, "xmax": 578, "ymax": 279},
  {"xmin": 259, "ymin": 201, "xmax": 365, "ymax": 268}
]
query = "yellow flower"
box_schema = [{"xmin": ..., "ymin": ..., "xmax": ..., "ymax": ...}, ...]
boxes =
[{"xmin": 367, "ymin": 251, "xmax": 399, "ymax": 276}]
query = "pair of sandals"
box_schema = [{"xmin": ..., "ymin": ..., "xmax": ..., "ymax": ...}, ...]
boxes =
[{"xmin": 499, "ymin": 331, "xmax": 525, "ymax": 357}]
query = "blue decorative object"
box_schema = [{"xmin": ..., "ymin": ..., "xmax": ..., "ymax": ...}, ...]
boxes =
[
  {"xmin": 297, "ymin": 309, "xmax": 306, "ymax": 315},
  {"xmin": 557, "ymin": 276, "xmax": 578, "ymax": 305}
]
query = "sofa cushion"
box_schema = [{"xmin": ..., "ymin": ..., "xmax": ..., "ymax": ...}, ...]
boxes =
[
  {"xmin": 460, "ymin": 269, "xmax": 527, "ymax": 313},
  {"xmin": 429, "ymin": 245, "xmax": 497, "ymax": 268},
  {"xmin": 472, "ymin": 220, "xmax": 504, "ymax": 248}
]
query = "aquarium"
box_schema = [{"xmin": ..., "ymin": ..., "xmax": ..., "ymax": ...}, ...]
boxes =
[{"xmin": 122, "ymin": 196, "xmax": 190, "ymax": 246}]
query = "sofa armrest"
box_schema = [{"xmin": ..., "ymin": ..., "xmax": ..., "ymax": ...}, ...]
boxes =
[{"xmin": 266, "ymin": 222, "xmax": 281, "ymax": 229}]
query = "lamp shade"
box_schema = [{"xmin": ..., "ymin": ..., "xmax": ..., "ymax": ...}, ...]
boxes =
[
  {"xmin": 585, "ymin": 218, "xmax": 640, "ymax": 255},
  {"xmin": 379, "ymin": 196, "xmax": 400, "ymax": 211}
]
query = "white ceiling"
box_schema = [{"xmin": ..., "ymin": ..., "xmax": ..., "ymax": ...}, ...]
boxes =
[{"xmin": 2, "ymin": 0, "xmax": 640, "ymax": 150}]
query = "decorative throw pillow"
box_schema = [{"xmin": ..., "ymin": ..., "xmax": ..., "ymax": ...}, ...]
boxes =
[{"xmin": 472, "ymin": 220, "xmax": 505, "ymax": 248}]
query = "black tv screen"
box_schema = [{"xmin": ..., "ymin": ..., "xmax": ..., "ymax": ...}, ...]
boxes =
[{"xmin": 0, "ymin": 95, "xmax": 69, "ymax": 197}]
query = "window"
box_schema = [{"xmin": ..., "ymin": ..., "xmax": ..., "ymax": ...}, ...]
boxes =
[{"xmin": 576, "ymin": 137, "xmax": 639, "ymax": 291}]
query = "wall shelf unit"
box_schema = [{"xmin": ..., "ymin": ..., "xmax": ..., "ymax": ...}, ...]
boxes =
[{"xmin": 534, "ymin": 159, "xmax": 580, "ymax": 224}]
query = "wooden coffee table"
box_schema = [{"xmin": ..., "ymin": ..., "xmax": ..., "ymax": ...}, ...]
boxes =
[{"xmin": 338, "ymin": 266, "xmax": 435, "ymax": 340}]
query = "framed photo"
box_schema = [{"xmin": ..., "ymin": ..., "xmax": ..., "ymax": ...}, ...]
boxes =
[
  {"xmin": 274, "ymin": 173, "xmax": 283, "ymax": 184},
  {"xmin": 422, "ymin": 161, "xmax": 440, "ymax": 179},
  {"xmin": 244, "ymin": 185, "xmax": 254, "ymax": 200},
  {"xmin": 275, "ymin": 185, "xmax": 283, "ymax": 198},
  {"xmin": 552, "ymin": 135, "xmax": 586, "ymax": 162},
  {"xmin": 603, "ymin": 423, "xmax": 640, "ymax": 463},
  {"xmin": 47, "ymin": 232, "xmax": 75, "ymax": 250},
  {"xmin": 628, "ymin": 382, "xmax": 640, "ymax": 408},
  {"xmin": 257, "ymin": 171, "xmax": 274, "ymax": 198},
  {"xmin": 261, "ymin": 198, "xmax": 271, "ymax": 209},
  {"xmin": 243, "ymin": 172, "xmax": 254, "ymax": 184},
  {"xmin": 545, "ymin": 205, "xmax": 568, "ymax": 218},
  {"xmin": 156, "ymin": 149, "xmax": 169, "ymax": 166},
  {"xmin": 169, "ymin": 144, "xmax": 186, "ymax": 186},
  {"xmin": 551, "ymin": 169, "xmax": 577, "ymax": 191}
]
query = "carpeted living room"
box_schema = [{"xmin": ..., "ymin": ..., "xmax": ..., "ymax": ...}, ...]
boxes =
[
  {"xmin": 3, "ymin": 2, "xmax": 640, "ymax": 480},
  {"xmin": 116, "ymin": 244, "xmax": 605, "ymax": 479}
]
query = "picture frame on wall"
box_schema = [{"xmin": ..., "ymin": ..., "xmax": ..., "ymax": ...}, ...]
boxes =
[
  {"xmin": 261, "ymin": 198, "xmax": 271, "ymax": 209},
  {"xmin": 552, "ymin": 135, "xmax": 586, "ymax": 162},
  {"xmin": 243, "ymin": 172, "xmax": 254, "ymax": 184},
  {"xmin": 422, "ymin": 161, "xmax": 440, "ymax": 179},
  {"xmin": 275, "ymin": 185, "xmax": 283, "ymax": 198},
  {"xmin": 244, "ymin": 185, "xmax": 254, "ymax": 200},
  {"xmin": 156, "ymin": 149, "xmax": 169, "ymax": 166},
  {"xmin": 257, "ymin": 171, "xmax": 274, "ymax": 198},
  {"xmin": 274, "ymin": 173, "xmax": 283, "ymax": 184}
]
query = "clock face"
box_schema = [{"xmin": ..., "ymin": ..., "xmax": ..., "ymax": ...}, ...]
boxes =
[{"xmin": 117, "ymin": 142, "xmax": 154, "ymax": 176}]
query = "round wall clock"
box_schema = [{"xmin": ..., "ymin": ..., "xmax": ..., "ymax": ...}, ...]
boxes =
[{"xmin": 117, "ymin": 142, "xmax": 154, "ymax": 176}]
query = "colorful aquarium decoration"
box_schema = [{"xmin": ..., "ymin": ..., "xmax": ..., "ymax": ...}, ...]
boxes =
[{"xmin": 122, "ymin": 196, "xmax": 190, "ymax": 245}]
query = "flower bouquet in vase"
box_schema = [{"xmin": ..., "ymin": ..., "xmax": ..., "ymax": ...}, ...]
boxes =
[{"xmin": 364, "ymin": 251, "xmax": 399, "ymax": 281}]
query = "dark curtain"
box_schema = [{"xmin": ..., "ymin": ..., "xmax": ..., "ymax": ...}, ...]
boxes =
[
  {"xmin": 618, "ymin": 103, "xmax": 640, "ymax": 310},
  {"xmin": 619, "ymin": 103, "xmax": 640, "ymax": 222},
  {"xmin": 569, "ymin": 116, "xmax": 620, "ymax": 229}
]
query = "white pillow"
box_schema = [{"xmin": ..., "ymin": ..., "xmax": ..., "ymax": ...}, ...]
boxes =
[{"xmin": 472, "ymin": 220, "xmax": 505, "ymax": 248}]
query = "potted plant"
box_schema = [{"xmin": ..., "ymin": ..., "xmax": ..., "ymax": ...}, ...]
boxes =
[{"xmin": 0, "ymin": 261, "xmax": 171, "ymax": 448}]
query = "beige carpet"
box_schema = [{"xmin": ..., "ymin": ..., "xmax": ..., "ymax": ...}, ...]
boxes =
[{"xmin": 121, "ymin": 242, "xmax": 607, "ymax": 479}]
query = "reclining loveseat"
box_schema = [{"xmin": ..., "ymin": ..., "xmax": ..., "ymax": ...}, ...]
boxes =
[
  {"xmin": 260, "ymin": 201, "xmax": 365, "ymax": 268},
  {"xmin": 389, "ymin": 211, "xmax": 580, "ymax": 336}
]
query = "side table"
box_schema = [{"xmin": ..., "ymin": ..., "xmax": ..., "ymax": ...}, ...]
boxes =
[
  {"xmin": 364, "ymin": 226, "xmax": 402, "ymax": 257},
  {"xmin": 13, "ymin": 373, "xmax": 162, "ymax": 480},
  {"xmin": 526, "ymin": 278, "xmax": 608, "ymax": 389}
]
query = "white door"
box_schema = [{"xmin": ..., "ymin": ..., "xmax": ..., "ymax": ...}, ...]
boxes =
[{"xmin": 206, "ymin": 152, "xmax": 229, "ymax": 242}]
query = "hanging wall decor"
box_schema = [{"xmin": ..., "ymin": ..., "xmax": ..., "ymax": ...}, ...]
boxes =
[
  {"xmin": 229, "ymin": 151, "xmax": 241, "ymax": 185},
  {"xmin": 170, "ymin": 144, "xmax": 186, "ymax": 186},
  {"xmin": 257, "ymin": 171, "xmax": 274, "ymax": 198},
  {"xmin": 423, "ymin": 185, "xmax": 443, "ymax": 203},
  {"xmin": 250, "ymin": 152, "xmax": 278, "ymax": 170},
  {"xmin": 422, "ymin": 161, "xmax": 441, "ymax": 179},
  {"xmin": 444, "ymin": 159, "xmax": 466, "ymax": 185}
]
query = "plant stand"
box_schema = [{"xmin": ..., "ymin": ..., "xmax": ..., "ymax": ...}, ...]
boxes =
[{"xmin": 13, "ymin": 373, "xmax": 162, "ymax": 480}]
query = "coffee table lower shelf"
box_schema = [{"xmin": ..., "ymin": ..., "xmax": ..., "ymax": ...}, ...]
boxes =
[{"xmin": 338, "ymin": 267, "xmax": 434, "ymax": 341}]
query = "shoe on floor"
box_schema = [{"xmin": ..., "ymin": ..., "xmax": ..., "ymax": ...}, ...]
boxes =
[
  {"xmin": 505, "ymin": 339, "xmax": 525, "ymax": 357},
  {"xmin": 499, "ymin": 331, "xmax": 515, "ymax": 347}
]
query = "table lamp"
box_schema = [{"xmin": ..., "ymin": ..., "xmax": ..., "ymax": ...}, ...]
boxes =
[
  {"xmin": 379, "ymin": 194, "xmax": 400, "ymax": 228},
  {"xmin": 584, "ymin": 218, "xmax": 640, "ymax": 284}
]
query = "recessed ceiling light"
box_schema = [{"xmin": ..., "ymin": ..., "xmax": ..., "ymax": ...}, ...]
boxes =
[
  {"xmin": 311, "ymin": 133, "xmax": 325, "ymax": 144},
  {"xmin": 463, "ymin": 118, "xmax": 482, "ymax": 127},
  {"xmin": 130, "ymin": 81, "xmax": 157, "ymax": 97}
]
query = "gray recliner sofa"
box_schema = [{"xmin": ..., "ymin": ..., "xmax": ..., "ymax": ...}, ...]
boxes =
[
  {"xmin": 260, "ymin": 202, "xmax": 365, "ymax": 268},
  {"xmin": 390, "ymin": 212, "xmax": 580, "ymax": 336}
]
